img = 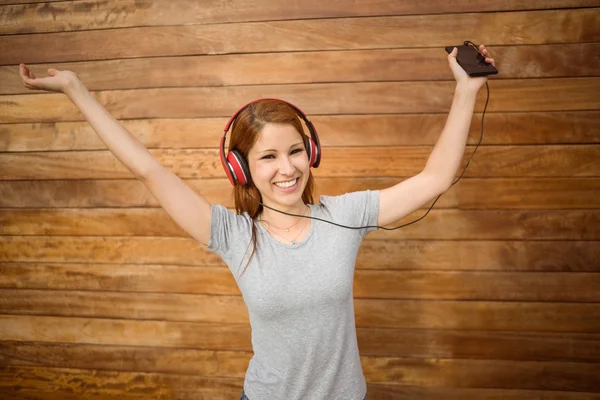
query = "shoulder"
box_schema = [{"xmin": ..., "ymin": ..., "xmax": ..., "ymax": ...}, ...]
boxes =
[
  {"xmin": 210, "ymin": 204, "xmax": 253, "ymax": 225},
  {"xmin": 319, "ymin": 190, "xmax": 379, "ymax": 210},
  {"xmin": 316, "ymin": 190, "xmax": 380, "ymax": 224},
  {"xmin": 208, "ymin": 204, "xmax": 254, "ymax": 252}
]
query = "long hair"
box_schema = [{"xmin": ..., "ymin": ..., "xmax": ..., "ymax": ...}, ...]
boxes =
[{"xmin": 228, "ymin": 99, "xmax": 315, "ymax": 278}]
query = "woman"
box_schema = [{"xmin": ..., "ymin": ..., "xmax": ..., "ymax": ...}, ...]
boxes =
[{"xmin": 19, "ymin": 45, "xmax": 496, "ymax": 400}]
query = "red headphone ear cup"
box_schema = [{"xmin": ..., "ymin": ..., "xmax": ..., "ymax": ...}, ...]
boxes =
[
  {"xmin": 227, "ymin": 149, "xmax": 251, "ymax": 185},
  {"xmin": 304, "ymin": 136, "xmax": 319, "ymax": 168}
]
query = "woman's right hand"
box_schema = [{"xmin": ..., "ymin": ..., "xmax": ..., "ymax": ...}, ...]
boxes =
[{"xmin": 19, "ymin": 63, "xmax": 81, "ymax": 94}]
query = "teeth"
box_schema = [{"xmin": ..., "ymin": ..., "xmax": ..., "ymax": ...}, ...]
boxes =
[{"xmin": 274, "ymin": 178, "xmax": 297, "ymax": 188}]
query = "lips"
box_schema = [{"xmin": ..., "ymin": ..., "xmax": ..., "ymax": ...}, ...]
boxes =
[{"xmin": 273, "ymin": 178, "xmax": 298, "ymax": 189}]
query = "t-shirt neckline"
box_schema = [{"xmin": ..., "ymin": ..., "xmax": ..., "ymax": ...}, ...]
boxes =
[{"xmin": 256, "ymin": 204, "xmax": 316, "ymax": 249}]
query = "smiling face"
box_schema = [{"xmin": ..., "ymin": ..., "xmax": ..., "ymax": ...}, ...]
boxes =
[{"xmin": 247, "ymin": 123, "xmax": 311, "ymax": 213}]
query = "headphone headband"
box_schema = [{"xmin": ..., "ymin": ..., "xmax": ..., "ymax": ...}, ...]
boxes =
[{"xmin": 223, "ymin": 98, "xmax": 311, "ymax": 134}]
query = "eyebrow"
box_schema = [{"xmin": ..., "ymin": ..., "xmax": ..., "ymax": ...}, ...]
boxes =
[{"xmin": 258, "ymin": 142, "xmax": 304, "ymax": 154}]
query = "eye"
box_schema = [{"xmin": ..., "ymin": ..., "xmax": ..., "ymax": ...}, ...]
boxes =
[
  {"xmin": 291, "ymin": 148, "xmax": 303, "ymax": 155},
  {"xmin": 260, "ymin": 154, "xmax": 275, "ymax": 160}
]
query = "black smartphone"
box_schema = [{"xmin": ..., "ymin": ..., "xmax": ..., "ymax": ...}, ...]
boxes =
[{"xmin": 445, "ymin": 44, "xmax": 498, "ymax": 77}]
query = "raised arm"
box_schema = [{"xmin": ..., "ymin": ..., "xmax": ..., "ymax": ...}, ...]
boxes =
[
  {"xmin": 378, "ymin": 45, "xmax": 496, "ymax": 226},
  {"xmin": 19, "ymin": 65, "xmax": 212, "ymax": 245}
]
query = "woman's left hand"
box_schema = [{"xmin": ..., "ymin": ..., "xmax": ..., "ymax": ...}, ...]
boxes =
[{"xmin": 448, "ymin": 44, "xmax": 496, "ymax": 92}]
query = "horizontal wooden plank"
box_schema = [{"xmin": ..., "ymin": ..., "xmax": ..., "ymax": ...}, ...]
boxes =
[
  {"xmin": 355, "ymin": 241, "xmax": 600, "ymax": 272},
  {"xmin": 2, "ymin": 237, "xmax": 598, "ymax": 272},
  {"xmin": 0, "ymin": 0, "xmax": 65, "ymax": 5},
  {"xmin": 0, "ymin": 289, "xmax": 253, "ymax": 324},
  {"xmin": 3, "ymin": 78, "xmax": 600, "ymax": 124},
  {"xmin": 1, "ymin": 208, "xmax": 598, "ymax": 240},
  {"xmin": 3, "ymin": 43, "xmax": 600, "ymax": 95},
  {"xmin": 1, "ymin": 177, "xmax": 599, "ymax": 210},
  {"xmin": 365, "ymin": 385, "xmax": 600, "ymax": 400},
  {"xmin": 451, "ymin": 178, "xmax": 600, "ymax": 209},
  {"xmin": 7, "ymin": 366, "xmax": 600, "ymax": 400},
  {"xmin": 0, "ymin": 341, "xmax": 249, "ymax": 378},
  {"xmin": 2, "ymin": 111, "xmax": 599, "ymax": 152},
  {"xmin": 367, "ymin": 209, "xmax": 600, "ymax": 240},
  {"xmin": 358, "ymin": 328, "xmax": 600, "ymax": 363},
  {"xmin": 1, "ymin": 145, "xmax": 599, "ymax": 181},
  {"xmin": 0, "ymin": 389, "xmax": 141, "ymax": 400},
  {"xmin": 0, "ymin": 315, "xmax": 252, "ymax": 349},
  {"xmin": 0, "ymin": 366, "xmax": 242, "ymax": 399},
  {"xmin": 0, "ymin": 111, "xmax": 600, "ymax": 157},
  {"xmin": 2, "ymin": 9, "xmax": 598, "ymax": 65},
  {"xmin": 1, "ymin": 341, "xmax": 599, "ymax": 389},
  {"xmin": 3, "ymin": 0, "xmax": 598, "ymax": 34},
  {"xmin": 1, "ymin": 263, "xmax": 599, "ymax": 302},
  {"xmin": 359, "ymin": 357, "xmax": 600, "ymax": 391},
  {"xmin": 2, "ymin": 384, "xmax": 600, "ymax": 400},
  {"xmin": 2, "ymin": 315, "xmax": 599, "ymax": 362},
  {"xmin": 0, "ymin": 262, "xmax": 239, "ymax": 296},
  {"xmin": 0, "ymin": 236, "xmax": 223, "ymax": 265},
  {"xmin": 0, "ymin": 345, "xmax": 598, "ymax": 392},
  {"xmin": 1, "ymin": 289, "xmax": 599, "ymax": 332}
]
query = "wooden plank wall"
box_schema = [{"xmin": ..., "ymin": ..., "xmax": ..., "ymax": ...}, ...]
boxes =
[{"xmin": 1, "ymin": 0, "xmax": 600, "ymax": 399}]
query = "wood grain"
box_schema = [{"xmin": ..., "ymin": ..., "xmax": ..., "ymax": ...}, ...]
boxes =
[
  {"xmin": 0, "ymin": 349, "xmax": 599, "ymax": 392},
  {"xmin": 3, "ymin": 43, "xmax": 600, "ymax": 95},
  {"xmin": 1, "ymin": 3, "xmax": 598, "ymax": 399},
  {"xmin": 0, "ymin": 366, "xmax": 240, "ymax": 399},
  {"xmin": 0, "ymin": 0, "xmax": 65, "ymax": 5},
  {"xmin": 3, "ymin": 0, "xmax": 599, "ymax": 34},
  {"xmin": 359, "ymin": 357, "xmax": 600, "ymax": 391},
  {"xmin": 1, "ymin": 145, "xmax": 598, "ymax": 180},
  {"xmin": 1, "ymin": 289, "xmax": 599, "ymax": 332},
  {"xmin": 3, "ymin": 78, "xmax": 600, "ymax": 123},
  {"xmin": 1, "ymin": 208, "xmax": 599, "ymax": 240},
  {"xmin": 2, "ymin": 111, "xmax": 599, "ymax": 152},
  {"xmin": 0, "ymin": 389, "xmax": 147, "ymax": 400},
  {"xmin": 2, "ymin": 9, "xmax": 599, "ymax": 64},
  {"xmin": 2, "ymin": 386, "xmax": 600, "ymax": 400},
  {"xmin": 0, "ymin": 341, "xmax": 593, "ymax": 384},
  {"xmin": 2, "ymin": 236, "xmax": 598, "ymax": 272},
  {"xmin": 1, "ymin": 177, "xmax": 599, "ymax": 209},
  {"xmin": 2, "ymin": 316, "xmax": 599, "ymax": 362},
  {"xmin": 9, "ymin": 366, "xmax": 600, "ymax": 400},
  {"xmin": 0, "ymin": 390, "xmax": 600, "ymax": 400},
  {"xmin": 1, "ymin": 262, "xmax": 599, "ymax": 302},
  {"xmin": 364, "ymin": 385, "xmax": 600, "ymax": 400}
]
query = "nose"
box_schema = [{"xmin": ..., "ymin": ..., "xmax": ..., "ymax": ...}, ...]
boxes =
[{"xmin": 278, "ymin": 154, "xmax": 295, "ymax": 176}]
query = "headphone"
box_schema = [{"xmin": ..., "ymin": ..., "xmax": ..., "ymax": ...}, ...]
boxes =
[{"xmin": 220, "ymin": 98, "xmax": 321, "ymax": 186}]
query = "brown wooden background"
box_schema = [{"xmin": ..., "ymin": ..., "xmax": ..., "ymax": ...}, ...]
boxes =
[{"xmin": 1, "ymin": 1, "xmax": 600, "ymax": 399}]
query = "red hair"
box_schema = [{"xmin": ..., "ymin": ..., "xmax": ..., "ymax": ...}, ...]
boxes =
[{"xmin": 228, "ymin": 99, "xmax": 315, "ymax": 277}]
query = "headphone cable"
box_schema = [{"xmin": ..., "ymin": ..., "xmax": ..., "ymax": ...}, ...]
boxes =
[{"xmin": 246, "ymin": 50, "xmax": 490, "ymax": 230}]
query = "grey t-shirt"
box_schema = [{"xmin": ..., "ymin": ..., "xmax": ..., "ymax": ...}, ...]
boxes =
[{"xmin": 207, "ymin": 190, "xmax": 380, "ymax": 400}]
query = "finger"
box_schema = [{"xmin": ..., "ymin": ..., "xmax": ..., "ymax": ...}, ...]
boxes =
[
  {"xmin": 20, "ymin": 65, "xmax": 33, "ymax": 83},
  {"xmin": 20, "ymin": 63, "xmax": 29, "ymax": 77},
  {"xmin": 48, "ymin": 68, "xmax": 58, "ymax": 76}
]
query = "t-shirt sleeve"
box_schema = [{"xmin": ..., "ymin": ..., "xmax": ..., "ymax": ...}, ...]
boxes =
[
  {"xmin": 206, "ymin": 204, "xmax": 253, "ymax": 259},
  {"xmin": 318, "ymin": 190, "xmax": 380, "ymax": 237}
]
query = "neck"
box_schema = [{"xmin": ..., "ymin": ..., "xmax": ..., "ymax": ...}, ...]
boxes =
[{"xmin": 259, "ymin": 202, "xmax": 309, "ymax": 228}]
